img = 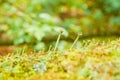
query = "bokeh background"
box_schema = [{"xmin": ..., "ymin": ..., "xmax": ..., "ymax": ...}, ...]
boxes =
[{"xmin": 0, "ymin": 0, "xmax": 120, "ymax": 50}]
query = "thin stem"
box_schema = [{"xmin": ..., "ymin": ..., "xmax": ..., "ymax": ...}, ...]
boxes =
[
  {"xmin": 70, "ymin": 33, "xmax": 82, "ymax": 50},
  {"xmin": 48, "ymin": 45, "xmax": 52, "ymax": 53},
  {"xmin": 54, "ymin": 32, "xmax": 62, "ymax": 52}
]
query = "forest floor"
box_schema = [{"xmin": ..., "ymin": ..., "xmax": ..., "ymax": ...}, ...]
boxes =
[{"xmin": 0, "ymin": 38, "xmax": 120, "ymax": 80}]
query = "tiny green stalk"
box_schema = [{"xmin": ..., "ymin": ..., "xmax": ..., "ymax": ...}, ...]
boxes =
[
  {"xmin": 48, "ymin": 45, "xmax": 52, "ymax": 53},
  {"xmin": 53, "ymin": 31, "xmax": 63, "ymax": 52},
  {"xmin": 70, "ymin": 33, "xmax": 82, "ymax": 50}
]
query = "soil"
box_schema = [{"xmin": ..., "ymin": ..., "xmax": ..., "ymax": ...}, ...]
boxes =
[
  {"xmin": 0, "ymin": 46, "xmax": 16, "ymax": 55},
  {"xmin": 0, "ymin": 45, "xmax": 31, "ymax": 55}
]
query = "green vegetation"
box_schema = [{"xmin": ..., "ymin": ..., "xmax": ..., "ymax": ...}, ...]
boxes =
[
  {"xmin": 0, "ymin": 39, "xmax": 120, "ymax": 80},
  {"xmin": 0, "ymin": 0, "xmax": 120, "ymax": 49},
  {"xmin": 0, "ymin": 0, "xmax": 120, "ymax": 80}
]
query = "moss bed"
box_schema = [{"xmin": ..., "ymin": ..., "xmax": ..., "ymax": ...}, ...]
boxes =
[{"xmin": 0, "ymin": 39, "xmax": 120, "ymax": 80}]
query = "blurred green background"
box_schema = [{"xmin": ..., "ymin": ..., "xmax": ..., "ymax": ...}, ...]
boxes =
[{"xmin": 0, "ymin": 0, "xmax": 120, "ymax": 50}]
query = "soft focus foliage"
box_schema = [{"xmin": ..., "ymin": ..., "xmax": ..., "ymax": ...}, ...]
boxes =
[
  {"xmin": 0, "ymin": 1, "xmax": 120, "ymax": 80},
  {"xmin": 0, "ymin": 0, "xmax": 120, "ymax": 48}
]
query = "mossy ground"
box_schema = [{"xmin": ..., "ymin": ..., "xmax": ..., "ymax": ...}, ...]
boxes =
[{"xmin": 0, "ymin": 38, "xmax": 120, "ymax": 80}]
